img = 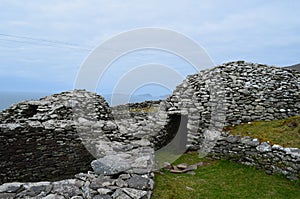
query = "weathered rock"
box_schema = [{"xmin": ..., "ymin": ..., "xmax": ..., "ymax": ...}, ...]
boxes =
[
  {"xmin": 126, "ymin": 176, "xmax": 150, "ymax": 190},
  {"xmin": 111, "ymin": 189, "xmax": 131, "ymax": 199},
  {"xmin": 52, "ymin": 179, "xmax": 81, "ymax": 197},
  {"xmin": 97, "ymin": 188, "xmax": 113, "ymax": 195},
  {"xmin": 0, "ymin": 182, "xmax": 24, "ymax": 193},
  {"xmin": 93, "ymin": 194, "xmax": 112, "ymax": 199},
  {"xmin": 256, "ymin": 142, "xmax": 272, "ymax": 152},
  {"xmin": 122, "ymin": 188, "xmax": 148, "ymax": 199},
  {"xmin": 43, "ymin": 193, "xmax": 65, "ymax": 199},
  {"xmin": 0, "ymin": 193, "xmax": 16, "ymax": 198},
  {"xmin": 91, "ymin": 154, "xmax": 132, "ymax": 175}
]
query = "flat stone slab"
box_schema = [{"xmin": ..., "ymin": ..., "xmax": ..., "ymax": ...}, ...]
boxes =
[
  {"xmin": 91, "ymin": 147, "xmax": 155, "ymax": 175},
  {"xmin": 91, "ymin": 154, "xmax": 132, "ymax": 175}
]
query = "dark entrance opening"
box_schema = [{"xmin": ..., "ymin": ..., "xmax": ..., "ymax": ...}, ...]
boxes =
[{"xmin": 155, "ymin": 113, "xmax": 188, "ymax": 153}]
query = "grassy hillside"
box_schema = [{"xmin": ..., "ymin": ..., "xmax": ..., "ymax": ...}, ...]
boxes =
[
  {"xmin": 224, "ymin": 116, "xmax": 300, "ymax": 148},
  {"xmin": 153, "ymin": 152, "xmax": 300, "ymax": 199}
]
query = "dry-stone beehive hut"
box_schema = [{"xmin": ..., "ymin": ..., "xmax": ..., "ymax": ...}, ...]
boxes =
[
  {"xmin": 0, "ymin": 61, "xmax": 300, "ymax": 198},
  {"xmin": 164, "ymin": 61, "xmax": 300, "ymax": 152},
  {"xmin": 0, "ymin": 90, "xmax": 155, "ymax": 198},
  {"xmin": 0, "ymin": 90, "xmax": 123, "ymax": 184}
]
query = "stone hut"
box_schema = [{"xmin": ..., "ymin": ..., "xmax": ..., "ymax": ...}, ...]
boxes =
[
  {"xmin": 164, "ymin": 61, "xmax": 300, "ymax": 151},
  {"xmin": 0, "ymin": 90, "xmax": 119, "ymax": 184}
]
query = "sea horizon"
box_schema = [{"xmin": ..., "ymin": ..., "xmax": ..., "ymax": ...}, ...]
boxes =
[{"xmin": 0, "ymin": 91, "xmax": 169, "ymax": 111}]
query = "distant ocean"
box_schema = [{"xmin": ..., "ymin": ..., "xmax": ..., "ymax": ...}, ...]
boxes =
[
  {"xmin": 0, "ymin": 91, "xmax": 169, "ymax": 111},
  {"xmin": 0, "ymin": 91, "xmax": 51, "ymax": 111}
]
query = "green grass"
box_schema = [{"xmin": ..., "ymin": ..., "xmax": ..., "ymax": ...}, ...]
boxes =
[
  {"xmin": 128, "ymin": 106, "xmax": 158, "ymax": 113},
  {"xmin": 153, "ymin": 116, "xmax": 300, "ymax": 198},
  {"xmin": 223, "ymin": 116, "xmax": 300, "ymax": 148},
  {"xmin": 152, "ymin": 152, "xmax": 300, "ymax": 199}
]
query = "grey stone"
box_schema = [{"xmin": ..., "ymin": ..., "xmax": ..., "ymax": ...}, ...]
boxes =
[
  {"xmin": 89, "ymin": 177, "xmax": 113, "ymax": 190},
  {"xmin": 226, "ymin": 135, "xmax": 240, "ymax": 143},
  {"xmin": 256, "ymin": 142, "xmax": 272, "ymax": 152},
  {"xmin": 126, "ymin": 175, "xmax": 149, "ymax": 190},
  {"xmin": 114, "ymin": 179, "xmax": 128, "ymax": 188},
  {"xmin": 91, "ymin": 154, "xmax": 132, "ymax": 175},
  {"xmin": 0, "ymin": 192, "xmax": 16, "ymax": 199},
  {"xmin": 122, "ymin": 188, "xmax": 148, "ymax": 199},
  {"xmin": 119, "ymin": 174, "xmax": 131, "ymax": 180},
  {"xmin": 93, "ymin": 194, "xmax": 112, "ymax": 199},
  {"xmin": 24, "ymin": 182, "xmax": 51, "ymax": 195},
  {"xmin": 97, "ymin": 188, "xmax": 113, "ymax": 195},
  {"xmin": 111, "ymin": 189, "xmax": 131, "ymax": 199},
  {"xmin": 101, "ymin": 181, "xmax": 113, "ymax": 187},
  {"xmin": 0, "ymin": 182, "xmax": 24, "ymax": 193},
  {"xmin": 244, "ymin": 139, "xmax": 260, "ymax": 147},
  {"xmin": 52, "ymin": 180, "xmax": 81, "ymax": 197},
  {"xmin": 272, "ymin": 144, "xmax": 284, "ymax": 150},
  {"xmin": 103, "ymin": 121, "xmax": 117, "ymax": 131},
  {"xmin": 43, "ymin": 194, "xmax": 65, "ymax": 199},
  {"xmin": 82, "ymin": 184, "xmax": 98, "ymax": 199}
]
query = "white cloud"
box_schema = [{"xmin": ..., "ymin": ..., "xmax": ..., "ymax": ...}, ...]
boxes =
[{"xmin": 0, "ymin": 0, "xmax": 299, "ymax": 92}]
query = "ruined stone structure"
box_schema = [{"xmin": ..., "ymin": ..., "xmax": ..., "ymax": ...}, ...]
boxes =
[
  {"xmin": 0, "ymin": 90, "xmax": 111, "ymax": 183},
  {"xmin": 0, "ymin": 90, "xmax": 155, "ymax": 198},
  {"xmin": 0, "ymin": 61, "xmax": 300, "ymax": 198}
]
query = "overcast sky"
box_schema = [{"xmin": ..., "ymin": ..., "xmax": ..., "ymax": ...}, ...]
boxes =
[{"xmin": 0, "ymin": 0, "xmax": 299, "ymax": 96}]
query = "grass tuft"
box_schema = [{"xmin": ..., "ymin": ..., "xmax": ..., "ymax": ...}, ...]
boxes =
[{"xmin": 223, "ymin": 116, "xmax": 300, "ymax": 148}]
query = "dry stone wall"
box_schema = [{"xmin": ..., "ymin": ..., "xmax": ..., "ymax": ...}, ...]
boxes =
[
  {"xmin": 0, "ymin": 171, "xmax": 154, "ymax": 199},
  {"xmin": 211, "ymin": 132, "xmax": 300, "ymax": 180},
  {"xmin": 165, "ymin": 61, "xmax": 300, "ymax": 150},
  {"xmin": 111, "ymin": 100, "xmax": 185, "ymax": 150},
  {"xmin": 0, "ymin": 89, "xmax": 117, "ymax": 184}
]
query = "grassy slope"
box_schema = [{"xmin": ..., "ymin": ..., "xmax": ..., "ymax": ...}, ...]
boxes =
[
  {"xmin": 224, "ymin": 116, "xmax": 300, "ymax": 148},
  {"xmin": 152, "ymin": 152, "xmax": 300, "ymax": 199}
]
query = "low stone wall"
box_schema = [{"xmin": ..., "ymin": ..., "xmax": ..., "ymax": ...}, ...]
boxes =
[
  {"xmin": 211, "ymin": 132, "xmax": 300, "ymax": 180},
  {"xmin": 0, "ymin": 170, "xmax": 154, "ymax": 199}
]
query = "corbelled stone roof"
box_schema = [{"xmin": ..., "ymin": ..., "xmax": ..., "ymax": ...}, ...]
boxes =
[{"xmin": 166, "ymin": 61, "xmax": 300, "ymax": 149}]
